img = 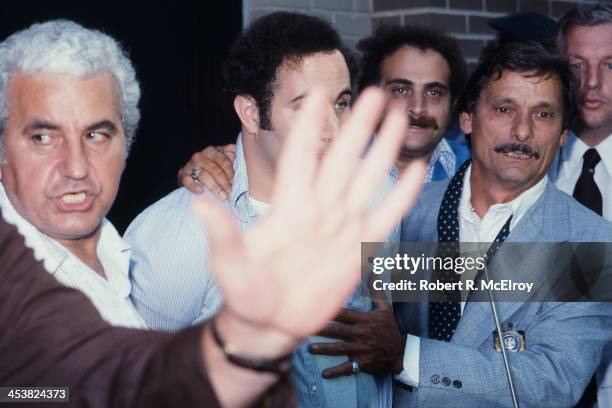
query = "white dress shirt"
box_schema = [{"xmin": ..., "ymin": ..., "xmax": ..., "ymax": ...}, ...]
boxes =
[
  {"xmin": 0, "ymin": 184, "xmax": 145, "ymax": 329},
  {"xmin": 554, "ymin": 132, "xmax": 612, "ymax": 221},
  {"xmin": 395, "ymin": 164, "xmax": 547, "ymax": 387}
]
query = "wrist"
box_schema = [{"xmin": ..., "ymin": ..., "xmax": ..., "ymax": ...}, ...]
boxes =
[{"xmin": 215, "ymin": 308, "xmax": 298, "ymax": 360}]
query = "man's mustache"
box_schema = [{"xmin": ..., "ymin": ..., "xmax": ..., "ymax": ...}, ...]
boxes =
[
  {"xmin": 408, "ymin": 115, "xmax": 438, "ymax": 130},
  {"xmin": 494, "ymin": 142, "xmax": 540, "ymax": 159}
]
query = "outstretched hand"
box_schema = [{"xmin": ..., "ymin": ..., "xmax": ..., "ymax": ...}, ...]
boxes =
[{"xmin": 192, "ymin": 87, "xmax": 426, "ymax": 347}]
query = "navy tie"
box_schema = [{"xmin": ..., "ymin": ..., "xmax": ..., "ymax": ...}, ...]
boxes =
[
  {"xmin": 428, "ymin": 161, "xmax": 468, "ymax": 342},
  {"xmin": 429, "ymin": 160, "xmax": 513, "ymax": 342},
  {"xmin": 573, "ymin": 148, "xmax": 602, "ymax": 216}
]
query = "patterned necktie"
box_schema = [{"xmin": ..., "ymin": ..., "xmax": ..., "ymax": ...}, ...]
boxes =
[
  {"xmin": 573, "ymin": 148, "xmax": 602, "ymax": 216},
  {"xmin": 429, "ymin": 160, "xmax": 513, "ymax": 342}
]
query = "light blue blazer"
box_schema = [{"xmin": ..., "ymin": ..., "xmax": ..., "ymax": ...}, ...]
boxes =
[{"xmin": 394, "ymin": 178, "xmax": 612, "ymax": 407}]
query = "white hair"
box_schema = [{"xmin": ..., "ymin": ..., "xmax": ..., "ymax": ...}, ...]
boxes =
[{"xmin": 0, "ymin": 19, "xmax": 140, "ymax": 160}]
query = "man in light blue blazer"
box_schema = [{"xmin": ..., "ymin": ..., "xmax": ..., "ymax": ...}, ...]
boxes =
[{"xmin": 394, "ymin": 41, "xmax": 612, "ymax": 407}]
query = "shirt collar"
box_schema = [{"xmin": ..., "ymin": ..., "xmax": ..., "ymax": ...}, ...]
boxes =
[
  {"xmin": 97, "ymin": 218, "xmax": 133, "ymax": 297},
  {"xmin": 561, "ymin": 131, "xmax": 612, "ymax": 177},
  {"xmin": 230, "ymin": 134, "xmax": 259, "ymax": 222},
  {"xmin": 0, "ymin": 183, "xmax": 68, "ymax": 273},
  {"xmin": 460, "ymin": 164, "xmax": 548, "ymax": 231},
  {"xmin": 428, "ymin": 137, "xmax": 456, "ymax": 181},
  {"xmin": 98, "ymin": 218, "xmax": 132, "ymax": 267},
  {"xmin": 585, "ymin": 133, "xmax": 612, "ymax": 178},
  {"xmin": 389, "ymin": 138, "xmax": 456, "ymax": 181},
  {"xmin": 248, "ymin": 195, "xmax": 271, "ymax": 215},
  {"xmin": 560, "ymin": 131, "xmax": 589, "ymax": 176},
  {"xmin": 0, "ymin": 183, "xmax": 131, "ymax": 279}
]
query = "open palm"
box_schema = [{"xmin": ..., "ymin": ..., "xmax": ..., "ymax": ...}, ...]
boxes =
[{"xmin": 192, "ymin": 88, "xmax": 426, "ymax": 343}]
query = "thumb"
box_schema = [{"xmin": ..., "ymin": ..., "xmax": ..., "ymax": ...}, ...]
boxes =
[{"xmin": 224, "ymin": 144, "xmax": 237, "ymax": 161}]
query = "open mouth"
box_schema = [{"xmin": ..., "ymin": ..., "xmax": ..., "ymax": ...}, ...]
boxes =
[
  {"xmin": 494, "ymin": 143, "xmax": 540, "ymax": 160},
  {"xmin": 61, "ymin": 192, "xmax": 87, "ymax": 204},
  {"xmin": 503, "ymin": 152, "xmax": 532, "ymax": 159},
  {"xmin": 409, "ymin": 124, "xmax": 430, "ymax": 130}
]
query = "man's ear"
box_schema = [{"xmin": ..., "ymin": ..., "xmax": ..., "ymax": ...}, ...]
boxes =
[
  {"xmin": 459, "ymin": 111, "xmax": 473, "ymax": 135},
  {"xmin": 234, "ymin": 95, "xmax": 260, "ymax": 134}
]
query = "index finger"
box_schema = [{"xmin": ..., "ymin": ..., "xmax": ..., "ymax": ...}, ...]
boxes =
[
  {"xmin": 317, "ymin": 321, "xmax": 353, "ymax": 340},
  {"xmin": 315, "ymin": 87, "xmax": 387, "ymax": 198},
  {"xmin": 205, "ymin": 147, "xmax": 235, "ymax": 185},
  {"xmin": 334, "ymin": 308, "xmax": 369, "ymax": 324},
  {"xmin": 223, "ymin": 144, "xmax": 237, "ymax": 161},
  {"xmin": 366, "ymin": 159, "xmax": 427, "ymax": 241},
  {"xmin": 272, "ymin": 88, "xmax": 328, "ymax": 205},
  {"xmin": 322, "ymin": 361, "xmax": 354, "ymax": 379}
]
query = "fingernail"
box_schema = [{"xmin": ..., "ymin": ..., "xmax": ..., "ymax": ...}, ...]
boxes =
[
  {"xmin": 309, "ymin": 345, "xmax": 317, "ymax": 352},
  {"xmin": 219, "ymin": 191, "xmax": 228, "ymax": 200},
  {"xmin": 322, "ymin": 370, "xmax": 331, "ymax": 379}
]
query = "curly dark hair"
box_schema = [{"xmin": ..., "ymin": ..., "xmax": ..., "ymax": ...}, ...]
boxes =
[
  {"xmin": 222, "ymin": 12, "xmax": 355, "ymax": 130},
  {"xmin": 459, "ymin": 41, "xmax": 578, "ymax": 131},
  {"xmin": 356, "ymin": 24, "xmax": 468, "ymax": 103}
]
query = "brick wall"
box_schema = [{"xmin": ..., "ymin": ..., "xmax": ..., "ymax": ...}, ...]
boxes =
[
  {"xmin": 246, "ymin": 0, "xmax": 602, "ymax": 68},
  {"xmin": 247, "ymin": 0, "xmax": 372, "ymax": 46}
]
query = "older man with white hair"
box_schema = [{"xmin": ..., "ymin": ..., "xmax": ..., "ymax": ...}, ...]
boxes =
[{"xmin": 0, "ymin": 20, "xmax": 144, "ymax": 327}]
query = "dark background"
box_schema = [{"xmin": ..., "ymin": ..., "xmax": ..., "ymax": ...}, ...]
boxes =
[{"xmin": 0, "ymin": 1, "xmax": 243, "ymax": 233}]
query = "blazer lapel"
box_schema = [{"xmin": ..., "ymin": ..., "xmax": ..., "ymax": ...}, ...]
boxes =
[{"xmin": 452, "ymin": 181, "xmax": 571, "ymax": 348}]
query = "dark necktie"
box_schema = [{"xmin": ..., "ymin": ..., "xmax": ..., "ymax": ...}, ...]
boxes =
[
  {"xmin": 573, "ymin": 148, "xmax": 602, "ymax": 216},
  {"xmin": 574, "ymin": 157, "xmax": 601, "ymax": 403},
  {"xmin": 429, "ymin": 160, "xmax": 513, "ymax": 342}
]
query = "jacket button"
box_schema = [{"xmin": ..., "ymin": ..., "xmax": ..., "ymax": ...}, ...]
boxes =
[
  {"xmin": 442, "ymin": 377, "xmax": 451, "ymax": 386},
  {"xmin": 453, "ymin": 380, "xmax": 462, "ymax": 389},
  {"xmin": 431, "ymin": 375, "xmax": 440, "ymax": 384}
]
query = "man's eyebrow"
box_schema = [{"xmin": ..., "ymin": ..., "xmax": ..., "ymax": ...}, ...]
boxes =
[
  {"xmin": 338, "ymin": 88, "xmax": 352, "ymax": 99},
  {"xmin": 289, "ymin": 88, "xmax": 352, "ymax": 104},
  {"xmin": 532, "ymin": 101, "xmax": 560, "ymax": 110},
  {"xmin": 569, "ymin": 54, "xmax": 612, "ymax": 60},
  {"xmin": 85, "ymin": 120, "xmax": 118, "ymax": 134},
  {"xmin": 23, "ymin": 119, "xmax": 60, "ymax": 134},
  {"xmin": 487, "ymin": 96, "xmax": 515, "ymax": 105},
  {"xmin": 424, "ymin": 82, "xmax": 448, "ymax": 90},
  {"xmin": 384, "ymin": 78, "xmax": 413, "ymax": 87},
  {"xmin": 289, "ymin": 93, "xmax": 306, "ymax": 104},
  {"xmin": 487, "ymin": 96, "xmax": 560, "ymax": 109}
]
